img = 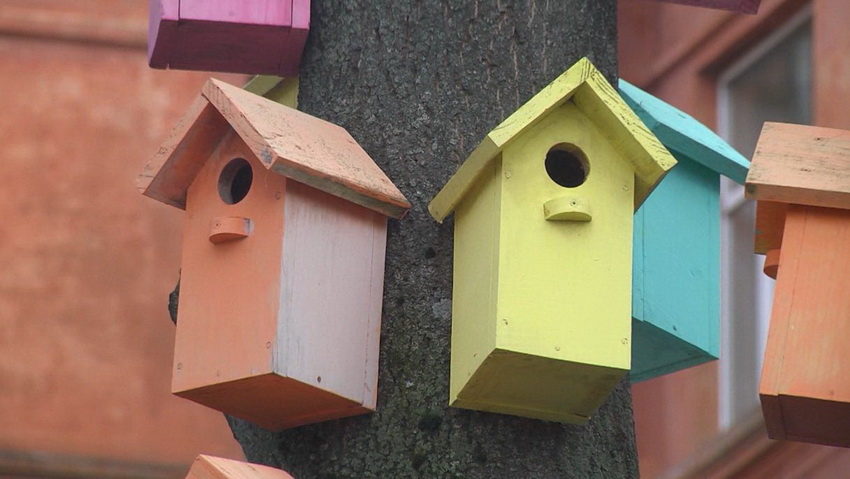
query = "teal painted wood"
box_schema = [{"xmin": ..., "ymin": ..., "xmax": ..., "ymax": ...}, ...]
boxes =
[
  {"xmin": 632, "ymin": 160, "xmax": 720, "ymax": 381},
  {"xmin": 619, "ymin": 79, "xmax": 749, "ymax": 184},
  {"xmin": 620, "ymin": 79, "xmax": 747, "ymax": 381}
]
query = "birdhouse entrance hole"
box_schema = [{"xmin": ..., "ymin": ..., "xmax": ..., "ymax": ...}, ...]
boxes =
[
  {"xmin": 545, "ymin": 144, "xmax": 589, "ymax": 188},
  {"xmin": 219, "ymin": 158, "xmax": 253, "ymax": 205}
]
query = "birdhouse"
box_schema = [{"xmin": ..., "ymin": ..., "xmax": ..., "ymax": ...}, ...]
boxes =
[
  {"xmin": 186, "ymin": 455, "xmax": 294, "ymax": 479},
  {"xmin": 428, "ymin": 58, "xmax": 676, "ymax": 424},
  {"xmin": 619, "ymin": 80, "xmax": 749, "ymax": 382},
  {"xmin": 137, "ymin": 79, "xmax": 410, "ymax": 430},
  {"xmin": 148, "ymin": 0, "xmax": 310, "ymax": 76},
  {"xmin": 647, "ymin": 0, "xmax": 761, "ymax": 14},
  {"xmin": 747, "ymin": 122, "xmax": 850, "ymax": 447}
]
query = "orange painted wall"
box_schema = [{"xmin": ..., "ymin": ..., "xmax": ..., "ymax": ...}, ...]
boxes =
[
  {"xmin": 0, "ymin": 1, "xmax": 244, "ymax": 473},
  {"xmin": 620, "ymin": 0, "xmax": 850, "ymax": 476}
]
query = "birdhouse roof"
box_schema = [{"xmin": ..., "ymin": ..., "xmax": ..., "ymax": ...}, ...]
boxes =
[
  {"xmin": 619, "ymin": 79, "xmax": 749, "ymax": 184},
  {"xmin": 747, "ymin": 122, "xmax": 850, "ymax": 253},
  {"xmin": 137, "ymin": 79, "xmax": 410, "ymax": 219},
  {"xmin": 428, "ymin": 58, "xmax": 677, "ymax": 222},
  {"xmin": 187, "ymin": 454, "xmax": 294, "ymax": 479}
]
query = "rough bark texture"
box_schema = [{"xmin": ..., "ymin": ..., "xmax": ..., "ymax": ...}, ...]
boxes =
[{"xmin": 223, "ymin": 1, "xmax": 637, "ymax": 477}]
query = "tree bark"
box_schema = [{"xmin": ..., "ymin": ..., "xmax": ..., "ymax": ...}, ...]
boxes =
[{"xmin": 221, "ymin": 0, "xmax": 637, "ymax": 476}]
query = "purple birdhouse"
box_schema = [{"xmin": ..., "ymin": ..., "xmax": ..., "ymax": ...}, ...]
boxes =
[{"xmin": 148, "ymin": 0, "xmax": 310, "ymax": 76}]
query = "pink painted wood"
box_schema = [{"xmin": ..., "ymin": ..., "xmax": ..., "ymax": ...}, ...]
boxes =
[
  {"xmin": 148, "ymin": 0, "xmax": 310, "ymax": 76},
  {"xmin": 647, "ymin": 0, "xmax": 761, "ymax": 14}
]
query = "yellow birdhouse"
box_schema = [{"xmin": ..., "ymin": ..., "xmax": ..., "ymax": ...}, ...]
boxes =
[{"xmin": 428, "ymin": 58, "xmax": 676, "ymax": 424}]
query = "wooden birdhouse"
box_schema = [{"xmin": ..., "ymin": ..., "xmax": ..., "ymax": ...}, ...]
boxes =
[
  {"xmin": 187, "ymin": 455, "xmax": 294, "ymax": 479},
  {"xmin": 137, "ymin": 79, "xmax": 409, "ymax": 430},
  {"xmin": 747, "ymin": 122, "xmax": 850, "ymax": 447},
  {"xmin": 619, "ymin": 80, "xmax": 749, "ymax": 382},
  {"xmin": 148, "ymin": 0, "xmax": 310, "ymax": 76},
  {"xmin": 428, "ymin": 58, "xmax": 677, "ymax": 424},
  {"xmin": 647, "ymin": 0, "xmax": 761, "ymax": 13}
]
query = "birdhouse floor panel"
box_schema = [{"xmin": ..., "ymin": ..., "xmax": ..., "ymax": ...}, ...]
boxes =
[
  {"xmin": 175, "ymin": 372, "xmax": 370, "ymax": 431},
  {"xmin": 452, "ymin": 349, "xmax": 626, "ymax": 424},
  {"xmin": 149, "ymin": 19, "xmax": 293, "ymax": 75},
  {"xmin": 631, "ymin": 317, "xmax": 715, "ymax": 382}
]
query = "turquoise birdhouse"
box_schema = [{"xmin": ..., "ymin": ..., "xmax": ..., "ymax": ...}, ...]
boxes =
[{"xmin": 619, "ymin": 80, "xmax": 749, "ymax": 382}]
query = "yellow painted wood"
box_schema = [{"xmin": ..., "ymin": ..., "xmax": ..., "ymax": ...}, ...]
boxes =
[
  {"xmin": 243, "ymin": 75, "xmax": 299, "ymax": 108},
  {"xmin": 449, "ymin": 160, "xmax": 501, "ymax": 405},
  {"xmin": 448, "ymin": 103, "xmax": 633, "ymax": 424},
  {"xmin": 428, "ymin": 57, "xmax": 676, "ymax": 222},
  {"xmin": 543, "ymin": 197, "xmax": 592, "ymax": 221}
]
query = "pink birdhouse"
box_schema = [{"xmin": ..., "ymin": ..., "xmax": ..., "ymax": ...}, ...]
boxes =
[
  {"xmin": 148, "ymin": 0, "xmax": 310, "ymax": 76},
  {"xmin": 647, "ymin": 0, "xmax": 760, "ymax": 14}
]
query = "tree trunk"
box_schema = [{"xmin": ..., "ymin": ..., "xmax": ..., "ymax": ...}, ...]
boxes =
[{"xmin": 222, "ymin": 1, "xmax": 637, "ymax": 476}]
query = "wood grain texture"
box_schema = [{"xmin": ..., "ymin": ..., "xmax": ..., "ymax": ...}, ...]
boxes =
[
  {"xmin": 631, "ymin": 160, "xmax": 720, "ymax": 381},
  {"xmin": 619, "ymin": 79, "xmax": 749, "ymax": 184},
  {"xmin": 746, "ymin": 122, "xmax": 850, "ymax": 210},
  {"xmin": 187, "ymin": 455, "xmax": 293, "ymax": 479},
  {"xmin": 759, "ymin": 204, "xmax": 850, "ymax": 447},
  {"xmin": 428, "ymin": 57, "xmax": 676, "ymax": 222},
  {"xmin": 138, "ymin": 79, "xmax": 410, "ymax": 219},
  {"xmin": 648, "ymin": 0, "xmax": 761, "ymax": 13}
]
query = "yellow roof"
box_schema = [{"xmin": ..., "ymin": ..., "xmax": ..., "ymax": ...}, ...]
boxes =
[{"xmin": 429, "ymin": 57, "xmax": 676, "ymax": 222}]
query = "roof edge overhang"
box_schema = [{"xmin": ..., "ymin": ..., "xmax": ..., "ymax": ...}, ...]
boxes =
[
  {"xmin": 428, "ymin": 58, "xmax": 676, "ymax": 223},
  {"xmin": 619, "ymin": 79, "xmax": 749, "ymax": 184},
  {"xmin": 137, "ymin": 79, "xmax": 410, "ymax": 219}
]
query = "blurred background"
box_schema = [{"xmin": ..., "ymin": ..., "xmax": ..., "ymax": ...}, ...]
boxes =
[
  {"xmin": 2, "ymin": 0, "xmax": 850, "ymax": 477},
  {"xmin": 621, "ymin": 0, "xmax": 850, "ymax": 477}
]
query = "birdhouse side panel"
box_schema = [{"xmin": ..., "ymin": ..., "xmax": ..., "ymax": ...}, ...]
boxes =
[
  {"xmin": 174, "ymin": 131, "xmax": 286, "ymax": 394},
  {"xmin": 631, "ymin": 160, "xmax": 720, "ymax": 381},
  {"xmin": 449, "ymin": 160, "xmax": 502, "ymax": 404},
  {"xmin": 276, "ymin": 181, "xmax": 388, "ymax": 409},
  {"xmin": 496, "ymin": 103, "xmax": 632, "ymax": 372},
  {"xmin": 760, "ymin": 204, "xmax": 850, "ymax": 445}
]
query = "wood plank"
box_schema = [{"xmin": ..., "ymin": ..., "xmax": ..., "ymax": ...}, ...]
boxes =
[
  {"xmin": 759, "ymin": 204, "xmax": 850, "ymax": 446},
  {"xmin": 746, "ymin": 122, "xmax": 850, "ymax": 210},
  {"xmin": 187, "ymin": 455, "xmax": 293, "ymax": 479}
]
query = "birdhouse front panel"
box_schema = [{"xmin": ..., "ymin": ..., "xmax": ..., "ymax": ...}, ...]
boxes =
[
  {"xmin": 449, "ymin": 102, "xmax": 634, "ymax": 423},
  {"xmin": 760, "ymin": 204, "xmax": 850, "ymax": 447},
  {"xmin": 176, "ymin": 129, "xmax": 285, "ymax": 394},
  {"xmin": 631, "ymin": 159, "xmax": 720, "ymax": 381}
]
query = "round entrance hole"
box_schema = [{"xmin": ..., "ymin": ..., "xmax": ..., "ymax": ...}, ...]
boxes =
[
  {"xmin": 545, "ymin": 144, "xmax": 589, "ymax": 188},
  {"xmin": 218, "ymin": 158, "xmax": 253, "ymax": 205}
]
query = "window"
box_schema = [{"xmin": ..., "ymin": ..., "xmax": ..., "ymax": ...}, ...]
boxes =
[{"xmin": 716, "ymin": 7, "xmax": 812, "ymax": 429}]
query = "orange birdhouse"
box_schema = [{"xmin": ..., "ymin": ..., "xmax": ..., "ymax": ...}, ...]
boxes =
[
  {"xmin": 138, "ymin": 79, "xmax": 409, "ymax": 430},
  {"xmin": 747, "ymin": 122, "xmax": 850, "ymax": 447}
]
